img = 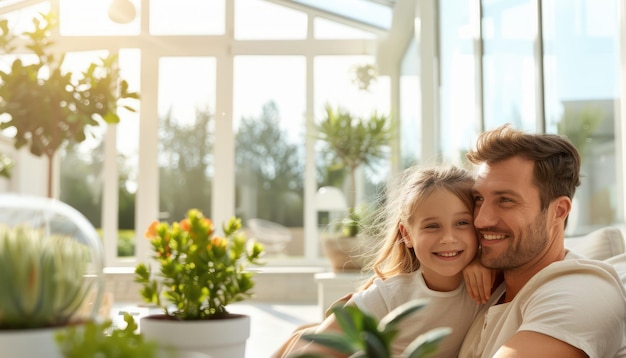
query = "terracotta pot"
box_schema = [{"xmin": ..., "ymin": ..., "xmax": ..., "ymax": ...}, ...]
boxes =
[
  {"xmin": 140, "ymin": 313, "xmax": 250, "ymax": 358},
  {"xmin": 322, "ymin": 235, "xmax": 374, "ymax": 272}
]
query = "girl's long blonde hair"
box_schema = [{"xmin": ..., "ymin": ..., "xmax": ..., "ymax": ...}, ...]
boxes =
[{"xmin": 360, "ymin": 164, "xmax": 474, "ymax": 289}]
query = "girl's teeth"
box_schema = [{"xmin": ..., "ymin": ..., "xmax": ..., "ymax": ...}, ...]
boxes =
[{"xmin": 438, "ymin": 251, "xmax": 460, "ymax": 257}]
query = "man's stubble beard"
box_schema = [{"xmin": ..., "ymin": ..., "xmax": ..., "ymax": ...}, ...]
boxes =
[{"xmin": 480, "ymin": 211, "xmax": 548, "ymax": 271}]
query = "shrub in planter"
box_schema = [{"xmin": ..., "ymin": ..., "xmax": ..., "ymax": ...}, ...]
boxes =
[{"xmin": 134, "ymin": 209, "xmax": 265, "ymax": 357}]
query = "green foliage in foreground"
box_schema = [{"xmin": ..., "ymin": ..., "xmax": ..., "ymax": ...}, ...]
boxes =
[
  {"xmin": 295, "ymin": 299, "xmax": 451, "ymax": 358},
  {"xmin": 56, "ymin": 312, "xmax": 157, "ymax": 358}
]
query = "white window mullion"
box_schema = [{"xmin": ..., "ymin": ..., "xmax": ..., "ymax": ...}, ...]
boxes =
[
  {"xmin": 213, "ymin": 55, "xmax": 235, "ymax": 229},
  {"xmin": 416, "ymin": 0, "xmax": 438, "ymax": 162},
  {"xmin": 132, "ymin": 51, "xmax": 160, "ymax": 267},
  {"xmin": 212, "ymin": 0, "xmax": 236, "ymax": 229},
  {"xmin": 102, "ymin": 124, "xmax": 119, "ymax": 267}
]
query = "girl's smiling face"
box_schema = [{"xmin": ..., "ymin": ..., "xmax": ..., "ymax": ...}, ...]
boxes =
[{"xmin": 401, "ymin": 188, "xmax": 477, "ymax": 291}]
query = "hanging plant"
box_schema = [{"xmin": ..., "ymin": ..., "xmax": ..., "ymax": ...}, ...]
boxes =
[{"xmin": 352, "ymin": 63, "xmax": 378, "ymax": 91}]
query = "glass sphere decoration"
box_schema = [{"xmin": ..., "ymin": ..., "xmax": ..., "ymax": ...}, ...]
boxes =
[{"xmin": 0, "ymin": 194, "xmax": 104, "ymax": 329}]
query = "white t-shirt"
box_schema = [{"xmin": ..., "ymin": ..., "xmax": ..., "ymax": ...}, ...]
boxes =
[
  {"xmin": 351, "ymin": 269, "xmax": 482, "ymax": 358},
  {"xmin": 459, "ymin": 251, "xmax": 626, "ymax": 358}
]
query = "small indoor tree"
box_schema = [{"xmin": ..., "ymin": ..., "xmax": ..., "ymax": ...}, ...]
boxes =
[
  {"xmin": 0, "ymin": 12, "xmax": 139, "ymax": 197},
  {"xmin": 316, "ymin": 104, "xmax": 392, "ymax": 235},
  {"xmin": 316, "ymin": 103, "xmax": 392, "ymax": 272}
]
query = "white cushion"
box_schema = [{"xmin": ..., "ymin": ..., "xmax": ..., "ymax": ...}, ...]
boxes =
[
  {"xmin": 565, "ymin": 226, "xmax": 626, "ymax": 260},
  {"xmin": 604, "ymin": 253, "xmax": 626, "ymax": 285}
]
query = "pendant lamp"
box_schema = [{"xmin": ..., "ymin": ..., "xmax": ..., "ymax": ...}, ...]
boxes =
[{"xmin": 108, "ymin": 0, "xmax": 136, "ymax": 24}]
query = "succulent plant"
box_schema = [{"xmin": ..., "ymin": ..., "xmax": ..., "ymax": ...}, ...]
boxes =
[{"xmin": 0, "ymin": 224, "xmax": 91, "ymax": 329}]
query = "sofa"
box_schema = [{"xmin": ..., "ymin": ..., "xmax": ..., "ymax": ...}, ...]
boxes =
[
  {"xmin": 564, "ymin": 226, "xmax": 625, "ymax": 260},
  {"xmin": 565, "ymin": 226, "xmax": 626, "ymax": 290}
]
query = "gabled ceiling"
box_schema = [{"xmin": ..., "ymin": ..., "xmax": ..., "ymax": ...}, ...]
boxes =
[
  {"xmin": 265, "ymin": 0, "xmax": 396, "ymax": 34},
  {"xmin": 0, "ymin": 0, "xmax": 398, "ymax": 35}
]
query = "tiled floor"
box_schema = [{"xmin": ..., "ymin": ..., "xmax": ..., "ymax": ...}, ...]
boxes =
[
  {"xmin": 111, "ymin": 301, "xmax": 320, "ymax": 358},
  {"xmin": 230, "ymin": 302, "xmax": 320, "ymax": 358}
]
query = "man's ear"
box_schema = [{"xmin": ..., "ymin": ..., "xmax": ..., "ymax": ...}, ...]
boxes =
[
  {"xmin": 553, "ymin": 196, "xmax": 572, "ymax": 223},
  {"xmin": 399, "ymin": 223, "xmax": 412, "ymax": 248}
]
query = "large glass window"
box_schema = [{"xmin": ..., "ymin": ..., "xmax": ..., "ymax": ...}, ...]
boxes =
[
  {"xmin": 399, "ymin": 38, "xmax": 420, "ymax": 169},
  {"xmin": 60, "ymin": 0, "xmax": 140, "ymax": 35},
  {"xmin": 292, "ymin": 0, "xmax": 393, "ymax": 30},
  {"xmin": 439, "ymin": 0, "xmax": 478, "ymax": 163},
  {"xmin": 482, "ymin": 0, "xmax": 536, "ymax": 131},
  {"xmin": 150, "ymin": 0, "xmax": 224, "ymax": 35},
  {"xmin": 235, "ymin": 0, "xmax": 307, "ymax": 40},
  {"xmin": 157, "ymin": 57, "xmax": 216, "ymax": 222},
  {"xmin": 314, "ymin": 17, "xmax": 377, "ymax": 39},
  {"xmin": 314, "ymin": 55, "xmax": 391, "ymax": 211},
  {"xmin": 543, "ymin": 0, "xmax": 620, "ymax": 234},
  {"xmin": 14, "ymin": 0, "xmax": 626, "ymax": 267},
  {"xmin": 233, "ymin": 55, "xmax": 306, "ymax": 255}
]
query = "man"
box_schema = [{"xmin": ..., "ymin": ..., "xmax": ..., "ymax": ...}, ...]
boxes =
[{"xmin": 459, "ymin": 124, "xmax": 626, "ymax": 357}]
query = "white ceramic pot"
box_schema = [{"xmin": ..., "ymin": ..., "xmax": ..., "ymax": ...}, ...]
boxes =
[
  {"xmin": 0, "ymin": 326, "xmax": 65, "ymax": 357},
  {"xmin": 140, "ymin": 314, "xmax": 251, "ymax": 358}
]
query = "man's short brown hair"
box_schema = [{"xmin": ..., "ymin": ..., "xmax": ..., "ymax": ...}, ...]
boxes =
[{"xmin": 466, "ymin": 123, "xmax": 581, "ymax": 212}]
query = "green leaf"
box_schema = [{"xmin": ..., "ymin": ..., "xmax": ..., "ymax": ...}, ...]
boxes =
[
  {"xmin": 362, "ymin": 330, "xmax": 390, "ymax": 358},
  {"xmin": 378, "ymin": 299, "xmax": 429, "ymax": 331},
  {"xmin": 331, "ymin": 305, "xmax": 363, "ymax": 342},
  {"xmin": 404, "ymin": 327, "xmax": 452, "ymax": 358},
  {"xmin": 134, "ymin": 263, "xmax": 150, "ymax": 281},
  {"xmin": 296, "ymin": 301, "xmax": 449, "ymax": 358},
  {"xmin": 56, "ymin": 312, "xmax": 157, "ymax": 357},
  {"xmin": 301, "ymin": 332, "xmax": 356, "ymax": 354}
]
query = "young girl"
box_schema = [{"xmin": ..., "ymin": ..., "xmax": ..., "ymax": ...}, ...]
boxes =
[{"xmin": 277, "ymin": 164, "xmax": 493, "ymax": 358}]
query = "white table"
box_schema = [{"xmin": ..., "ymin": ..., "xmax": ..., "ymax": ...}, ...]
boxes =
[{"xmin": 314, "ymin": 271, "xmax": 365, "ymax": 319}]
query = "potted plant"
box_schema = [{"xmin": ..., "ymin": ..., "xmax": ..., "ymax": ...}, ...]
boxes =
[
  {"xmin": 0, "ymin": 12, "xmax": 139, "ymax": 198},
  {"xmin": 134, "ymin": 208, "xmax": 265, "ymax": 358},
  {"xmin": 316, "ymin": 104, "xmax": 392, "ymax": 272},
  {"xmin": 293, "ymin": 299, "xmax": 450, "ymax": 358},
  {"xmin": 0, "ymin": 193, "xmax": 105, "ymax": 357}
]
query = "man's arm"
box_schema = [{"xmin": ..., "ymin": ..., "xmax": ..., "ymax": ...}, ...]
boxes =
[{"xmin": 494, "ymin": 331, "xmax": 587, "ymax": 358}]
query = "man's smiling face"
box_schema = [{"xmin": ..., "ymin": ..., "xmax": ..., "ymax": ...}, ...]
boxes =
[{"xmin": 472, "ymin": 156, "xmax": 549, "ymax": 271}]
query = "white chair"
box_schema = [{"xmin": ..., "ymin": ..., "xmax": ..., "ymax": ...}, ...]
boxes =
[
  {"xmin": 247, "ymin": 218, "xmax": 292, "ymax": 255},
  {"xmin": 315, "ymin": 186, "xmax": 348, "ymax": 212}
]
